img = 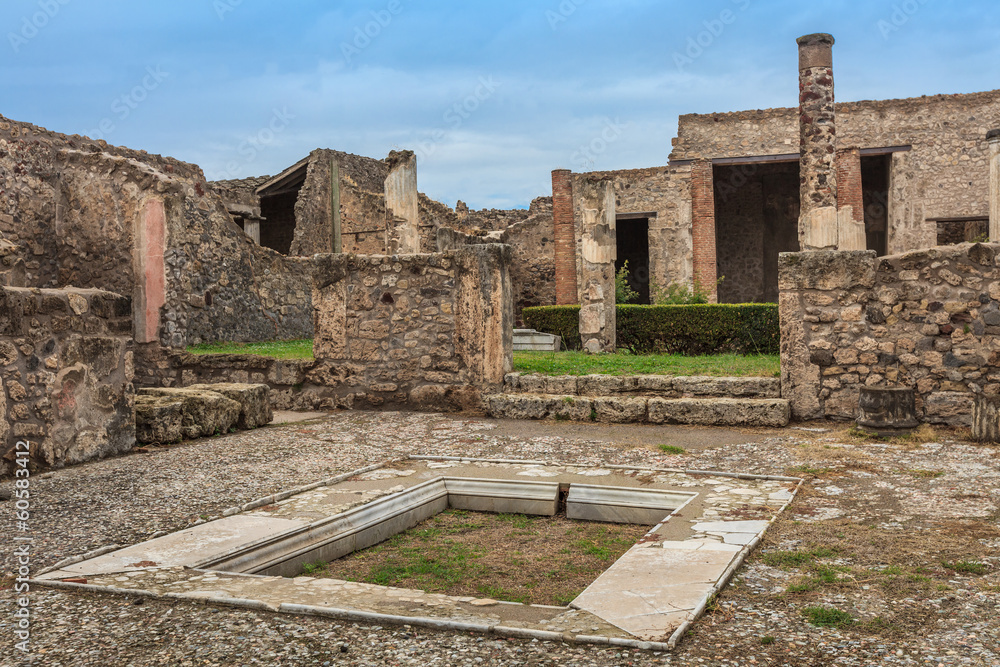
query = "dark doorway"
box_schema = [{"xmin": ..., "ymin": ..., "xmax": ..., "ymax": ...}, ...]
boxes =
[
  {"xmin": 861, "ymin": 155, "xmax": 890, "ymax": 256},
  {"xmin": 257, "ymin": 161, "xmax": 309, "ymax": 255},
  {"xmin": 714, "ymin": 162, "xmax": 800, "ymax": 304},
  {"xmin": 615, "ymin": 216, "xmax": 650, "ymax": 304},
  {"xmin": 259, "ymin": 191, "xmax": 299, "ymax": 254}
]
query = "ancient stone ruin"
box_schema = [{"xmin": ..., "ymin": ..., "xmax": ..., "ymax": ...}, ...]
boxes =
[{"xmin": 1, "ymin": 30, "xmax": 999, "ymax": 476}]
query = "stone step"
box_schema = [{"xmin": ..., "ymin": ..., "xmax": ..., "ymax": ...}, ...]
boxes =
[
  {"xmin": 512, "ymin": 329, "xmax": 562, "ymax": 352},
  {"xmin": 504, "ymin": 373, "xmax": 781, "ymax": 400},
  {"xmin": 485, "ymin": 393, "xmax": 790, "ymax": 427}
]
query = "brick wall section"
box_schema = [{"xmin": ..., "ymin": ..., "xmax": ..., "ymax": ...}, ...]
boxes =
[
  {"xmin": 0, "ymin": 287, "xmax": 134, "ymax": 476},
  {"xmin": 690, "ymin": 160, "xmax": 718, "ymax": 302},
  {"xmin": 671, "ymin": 91, "xmax": 1000, "ymax": 254},
  {"xmin": 836, "ymin": 148, "xmax": 864, "ymax": 224},
  {"xmin": 779, "ymin": 244, "xmax": 1000, "ymax": 426},
  {"xmin": 552, "ymin": 169, "xmax": 578, "ymax": 304}
]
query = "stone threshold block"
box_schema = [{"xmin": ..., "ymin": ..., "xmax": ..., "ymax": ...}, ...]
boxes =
[
  {"xmin": 187, "ymin": 382, "xmax": 273, "ymax": 429},
  {"xmin": 136, "ymin": 384, "xmax": 272, "ymax": 443}
]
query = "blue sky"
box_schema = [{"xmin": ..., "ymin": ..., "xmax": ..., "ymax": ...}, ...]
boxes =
[{"xmin": 3, "ymin": 0, "xmax": 998, "ymax": 209}]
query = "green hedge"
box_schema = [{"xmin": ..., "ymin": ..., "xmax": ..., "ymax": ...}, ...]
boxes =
[
  {"xmin": 523, "ymin": 304, "xmax": 779, "ymax": 355},
  {"xmin": 521, "ymin": 305, "xmax": 583, "ymax": 351}
]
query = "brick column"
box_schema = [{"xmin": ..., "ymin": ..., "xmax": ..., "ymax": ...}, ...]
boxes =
[
  {"xmin": 552, "ymin": 169, "xmax": 578, "ymax": 304},
  {"xmin": 990, "ymin": 129, "xmax": 1000, "ymax": 242},
  {"xmin": 836, "ymin": 147, "xmax": 866, "ymax": 251},
  {"xmin": 797, "ymin": 33, "xmax": 838, "ymax": 251},
  {"xmin": 690, "ymin": 159, "xmax": 718, "ymax": 302},
  {"xmin": 577, "ymin": 178, "xmax": 616, "ymax": 353}
]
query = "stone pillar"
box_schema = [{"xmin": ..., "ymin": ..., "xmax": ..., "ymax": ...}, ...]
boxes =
[
  {"xmin": 836, "ymin": 147, "xmax": 866, "ymax": 251},
  {"xmin": 577, "ymin": 179, "xmax": 616, "ymax": 353},
  {"xmin": 990, "ymin": 129, "xmax": 1000, "ymax": 242},
  {"xmin": 385, "ymin": 150, "xmax": 419, "ymax": 254},
  {"xmin": 552, "ymin": 169, "xmax": 578, "ymax": 305},
  {"xmin": 690, "ymin": 159, "xmax": 718, "ymax": 302},
  {"xmin": 797, "ymin": 33, "xmax": 838, "ymax": 251}
]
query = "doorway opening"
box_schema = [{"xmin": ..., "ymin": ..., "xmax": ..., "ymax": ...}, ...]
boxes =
[{"xmin": 615, "ymin": 215, "xmax": 651, "ymax": 304}]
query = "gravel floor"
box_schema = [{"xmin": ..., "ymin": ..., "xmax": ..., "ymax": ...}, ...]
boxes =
[{"xmin": 1, "ymin": 410, "xmax": 998, "ymax": 666}]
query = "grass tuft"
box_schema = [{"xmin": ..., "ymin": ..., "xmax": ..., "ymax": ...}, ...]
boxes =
[
  {"xmin": 657, "ymin": 444, "xmax": 687, "ymax": 455},
  {"xmin": 188, "ymin": 339, "xmax": 314, "ymax": 360},
  {"xmin": 513, "ymin": 350, "xmax": 779, "ymax": 377},
  {"xmin": 803, "ymin": 606, "xmax": 855, "ymax": 628}
]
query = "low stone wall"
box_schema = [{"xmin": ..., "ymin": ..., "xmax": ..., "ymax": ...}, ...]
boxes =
[
  {"xmin": 143, "ymin": 245, "xmax": 513, "ymax": 412},
  {"xmin": 779, "ymin": 244, "xmax": 1000, "ymax": 425},
  {"xmin": 0, "ymin": 287, "xmax": 134, "ymax": 476},
  {"xmin": 311, "ymin": 245, "xmax": 512, "ymax": 410}
]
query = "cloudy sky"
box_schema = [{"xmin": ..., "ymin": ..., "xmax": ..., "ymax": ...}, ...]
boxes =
[{"xmin": 3, "ymin": 0, "xmax": 998, "ymax": 209}]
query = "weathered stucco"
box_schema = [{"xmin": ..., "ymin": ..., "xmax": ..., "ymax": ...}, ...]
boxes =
[{"xmin": 0, "ymin": 286, "xmax": 134, "ymax": 476}]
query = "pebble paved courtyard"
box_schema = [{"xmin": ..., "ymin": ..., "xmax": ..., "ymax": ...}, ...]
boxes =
[{"xmin": 2, "ymin": 411, "xmax": 998, "ymax": 666}]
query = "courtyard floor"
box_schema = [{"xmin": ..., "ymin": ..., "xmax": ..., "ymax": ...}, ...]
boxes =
[{"xmin": 1, "ymin": 411, "xmax": 998, "ymax": 666}]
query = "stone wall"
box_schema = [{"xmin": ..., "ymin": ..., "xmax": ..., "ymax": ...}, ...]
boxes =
[
  {"xmin": 779, "ymin": 243, "xmax": 1000, "ymax": 426},
  {"xmin": 310, "ymin": 245, "xmax": 512, "ymax": 410},
  {"xmin": 0, "ymin": 114, "xmax": 315, "ymax": 350},
  {"xmin": 571, "ymin": 166, "xmax": 693, "ymax": 297},
  {"xmin": 672, "ymin": 90, "xmax": 1000, "ymax": 254},
  {"xmin": 0, "ymin": 287, "xmax": 134, "ymax": 476},
  {"xmin": 438, "ymin": 199, "xmax": 555, "ymax": 325}
]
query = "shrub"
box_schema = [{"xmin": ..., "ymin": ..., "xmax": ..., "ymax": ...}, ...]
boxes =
[
  {"xmin": 615, "ymin": 261, "xmax": 640, "ymax": 304},
  {"xmin": 649, "ymin": 275, "xmax": 723, "ymax": 305},
  {"xmin": 522, "ymin": 303, "xmax": 779, "ymax": 355}
]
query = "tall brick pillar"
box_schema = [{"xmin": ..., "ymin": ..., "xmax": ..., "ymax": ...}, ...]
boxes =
[
  {"xmin": 690, "ymin": 159, "xmax": 718, "ymax": 302},
  {"xmin": 797, "ymin": 33, "xmax": 838, "ymax": 251},
  {"xmin": 836, "ymin": 147, "xmax": 866, "ymax": 251},
  {"xmin": 577, "ymin": 178, "xmax": 616, "ymax": 353},
  {"xmin": 990, "ymin": 129, "xmax": 1000, "ymax": 241},
  {"xmin": 552, "ymin": 169, "xmax": 578, "ymax": 304}
]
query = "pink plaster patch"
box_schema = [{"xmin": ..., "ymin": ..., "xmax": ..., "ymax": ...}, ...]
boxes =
[{"xmin": 139, "ymin": 199, "xmax": 166, "ymax": 343}]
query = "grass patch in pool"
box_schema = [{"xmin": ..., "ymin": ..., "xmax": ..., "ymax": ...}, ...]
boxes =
[{"xmin": 301, "ymin": 509, "xmax": 649, "ymax": 606}]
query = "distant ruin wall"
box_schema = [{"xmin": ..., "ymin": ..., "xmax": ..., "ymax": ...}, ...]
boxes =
[
  {"xmin": 672, "ymin": 91, "xmax": 1000, "ymax": 253},
  {"xmin": 779, "ymin": 244, "xmax": 1000, "ymax": 426},
  {"xmin": 571, "ymin": 166, "xmax": 693, "ymax": 294},
  {"xmin": 0, "ymin": 287, "xmax": 134, "ymax": 476},
  {"xmin": 437, "ymin": 199, "xmax": 555, "ymax": 325},
  {"xmin": 0, "ymin": 114, "xmax": 314, "ymax": 350}
]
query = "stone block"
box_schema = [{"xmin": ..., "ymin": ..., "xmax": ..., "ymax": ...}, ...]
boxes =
[
  {"xmin": 135, "ymin": 395, "xmax": 185, "ymax": 444},
  {"xmin": 671, "ymin": 376, "xmax": 781, "ymax": 398},
  {"xmin": 593, "ymin": 397, "xmax": 648, "ymax": 423},
  {"xmin": 543, "ymin": 375, "xmax": 579, "ymax": 395},
  {"xmin": 549, "ymin": 396, "xmax": 593, "ymax": 422},
  {"xmin": 648, "ymin": 398, "xmax": 790, "ymax": 427},
  {"xmin": 484, "ymin": 393, "xmax": 554, "ymax": 420},
  {"xmin": 923, "ymin": 391, "xmax": 974, "ymax": 426},
  {"xmin": 139, "ymin": 387, "xmax": 241, "ymax": 438},
  {"xmin": 187, "ymin": 383, "xmax": 272, "ymax": 429}
]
